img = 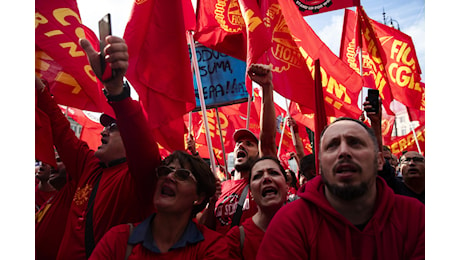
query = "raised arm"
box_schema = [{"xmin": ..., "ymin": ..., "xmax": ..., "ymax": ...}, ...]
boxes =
[
  {"xmin": 363, "ymin": 98, "xmax": 383, "ymax": 153},
  {"xmin": 247, "ymin": 64, "xmax": 277, "ymax": 157},
  {"xmin": 80, "ymin": 36, "xmax": 161, "ymax": 192},
  {"xmin": 287, "ymin": 117, "xmax": 305, "ymax": 159},
  {"xmin": 35, "ymin": 76, "xmax": 94, "ymax": 182}
]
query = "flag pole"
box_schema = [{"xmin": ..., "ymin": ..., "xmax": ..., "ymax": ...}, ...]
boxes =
[
  {"xmin": 285, "ymin": 98, "xmax": 297, "ymax": 148},
  {"xmin": 409, "ymin": 123, "xmax": 422, "ymax": 154},
  {"xmin": 188, "ymin": 111, "xmax": 192, "ymax": 137},
  {"xmin": 215, "ymin": 108, "xmax": 228, "ymax": 179},
  {"xmin": 277, "ymin": 113, "xmax": 286, "ymax": 159},
  {"xmin": 187, "ymin": 31, "xmax": 217, "ymax": 176},
  {"xmin": 246, "ymin": 93, "xmax": 252, "ymax": 129},
  {"xmin": 356, "ymin": 6, "xmax": 365, "ymax": 112}
]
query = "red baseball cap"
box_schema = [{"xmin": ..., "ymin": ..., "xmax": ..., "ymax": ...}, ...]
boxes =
[
  {"xmin": 100, "ymin": 114, "xmax": 116, "ymax": 127},
  {"xmin": 233, "ymin": 129, "xmax": 259, "ymax": 144}
]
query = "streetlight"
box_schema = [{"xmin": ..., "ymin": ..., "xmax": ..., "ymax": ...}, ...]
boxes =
[{"xmin": 389, "ymin": 17, "xmax": 400, "ymax": 31}]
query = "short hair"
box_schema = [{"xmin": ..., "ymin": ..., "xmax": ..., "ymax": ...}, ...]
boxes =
[
  {"xmin": 162, "ymin": 150, "xmax": 216, "ymax": 217},
  {"xmin": 249, "ymin": 156, "xmax": 287, "ymax": 183},
  {"xmin": 320, "ymin": 117, "xmax": 379, "ymax": 153},
  {"xmin": 299, "ymin": 154, "xmax": 316, "ymax": 180}
]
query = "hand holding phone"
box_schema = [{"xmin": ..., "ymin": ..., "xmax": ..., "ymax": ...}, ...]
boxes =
[
  {"xmin": 365, "ymin": 89, "xmax": 380, "ymax": 114},
  {"xmin": 99, "ymin": 14, "xmax": 114, "ymax": 81}
]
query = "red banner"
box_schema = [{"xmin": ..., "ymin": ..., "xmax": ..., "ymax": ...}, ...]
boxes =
[
  {"xmin": 258, "ymin": 0, "xmax": 316, "ymax": 113},
  {"xmin": 276, "ymin": 0, "xmax": 363, "ymax": 119},
  {"xmin": 194, "ymin": 0, "xmax": 247, "ymax": 61},
  {"xmin": 341, "ymin": 7, "xmax": 423, "ymax": 111},
  {"xmin": 294, "ymin": 0, "xmax": 360, "ymax": 16},
  {"xmin": 388, "ymin": 125, "xmax": 425, "ymax": 158},
  {"xmin": 124, "ymin": 0, "xmax": 196, "ymax": 151},
  {"xmin": 341, "ymin": 8, "xmax": 394, "ymax": 115},
  {"xmin": 35, "ymin": 1, "xmax": 113, "ymax": 115},
  {"xmin": 58, "ymin": 105, "xmax": 103, "ymax": 151}
]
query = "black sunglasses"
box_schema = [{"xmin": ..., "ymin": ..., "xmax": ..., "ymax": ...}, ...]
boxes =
[
  {"xmin": 105, "ymin": 122, "xmax": 118, "ymax": 132},
  {"xmin": 156, "ymin": 166, "xmax": 197, "ymax": 183}
]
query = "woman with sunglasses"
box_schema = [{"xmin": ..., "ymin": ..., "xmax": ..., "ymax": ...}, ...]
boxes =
[
  {"xmin": 226, "ymin": 156, "xmax": 289, "ymax": 260},
  {"xmin": 89, "ymin": 151, "xmax": 230, "ymax": 259}
]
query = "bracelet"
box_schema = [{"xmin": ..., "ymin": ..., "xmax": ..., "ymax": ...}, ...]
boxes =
[{"xmin": 104, "ymin": 81, "xmax": 131, "ymax": 102}]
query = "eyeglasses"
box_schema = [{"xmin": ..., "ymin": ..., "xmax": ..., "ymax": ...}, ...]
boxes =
[
  {"xmin": 400, "ymin": 157, "xmax": 424, "ymax": 164},
  {"xmin": 156, "ymin": 166, "xmax": 197, "ymax": 183},
  {"xmin": 105, "ymin": 122, "xmax": 118, "ymax": 132}
]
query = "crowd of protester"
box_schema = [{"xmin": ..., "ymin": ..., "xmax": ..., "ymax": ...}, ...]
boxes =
[{"xmin": 35, "ymin": 36, "xmax": 424, "ymax": 259}]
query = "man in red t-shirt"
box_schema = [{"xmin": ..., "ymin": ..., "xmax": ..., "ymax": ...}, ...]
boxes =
[
  {"xmin": 199, "ymin": 64, "xmax": 277, "ymax": 234},
  {"xmin": 35, "ymin": 162, "xmax": 57, "ymax": 212},
  {"xmin": 35, "ymin": 36, "xmax": 161, "ymax": 260}
]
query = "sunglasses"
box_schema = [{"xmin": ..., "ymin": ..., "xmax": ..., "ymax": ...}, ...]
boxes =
[
  {"xmin": 400, "ymin": 157, "xmax": 424, "ymax": 164},
  {"xmin": 105, "ymin": 122, "xmax": 119, "ymax": 132},
  {"xmin": 156, "ymin": 166, "xmax": 197, "ymax": 183}
]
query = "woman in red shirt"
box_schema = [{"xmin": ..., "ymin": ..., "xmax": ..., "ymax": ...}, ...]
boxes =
[
  {"xmin": 226, "ymin": 156, "xmax": 289, "ymax": 260},
  {"xmin": 89, "ymin": 151, "xmax": 230, "ymax": 259}
]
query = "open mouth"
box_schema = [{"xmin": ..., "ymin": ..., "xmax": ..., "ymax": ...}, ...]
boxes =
[
  {"xmin": 335, "ymin": 164, "xmax": 358, "ymax": 174},
  {"xmin": 236, "ymin": 150, "xmax": 247, "ymax": 159},
  {"xmin": 160, "ymin": 185, "xmax": 176, "ymax": 197},
  {"xmin": 262, "ymin": 187, "xmax": 278, "ymax": 197}
]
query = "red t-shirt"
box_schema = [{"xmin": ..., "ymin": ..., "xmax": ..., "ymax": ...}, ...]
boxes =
[
  {"xmin": 37, "ymin": 89, "xmax": 161, "ymax": 260},
  {"xmin": 35, "ymin": 179, "xmax": 77, "ymax": 260},
  {"xmin": 214, "ymin": 178, "xmax": 258, "ymax": 234},
  {"xmin": 35, "ymin": 180, "xmax": 57, "ymax": 212},
  {"xmin": 89, "ymin": 218, "xmax": 230, "ymax": 259},
  {"xmin": 226, "ymin": 217, "xmax": 265, "ymax": 260}
]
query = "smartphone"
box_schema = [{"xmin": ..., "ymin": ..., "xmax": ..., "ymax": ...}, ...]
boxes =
[
  {"xmin": 98, "ymin": 14, "xmax": 113, "ymax": 81},
  {"xmin": 366, "ymin": 89, "xmax": 380, "ymax": 113}
]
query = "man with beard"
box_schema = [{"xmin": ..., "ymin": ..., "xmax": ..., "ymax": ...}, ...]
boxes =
[
  {"xmin": 257, "ymin": 118, "xmax": 425, "ymax": 259},
  {"xmin": 199, "ymin": 64, "xmax": 277, "ymax": 234}
]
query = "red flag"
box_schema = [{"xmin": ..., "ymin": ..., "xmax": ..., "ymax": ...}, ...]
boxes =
[
  {"xmin": 257, "ymin": 0, "xmax": 316, "ymax": 113},
  {"xmin": 407, "ymin": 82, "xmax": 425, "ymax": 125},
  {"xmin": 314, "ymin": 59, "xmax": 327, "ymax": 175},
  {"xmin": 182, "ymin": 0, "xmax": 196, "ymax": 31},
  {"xmin": 276, "ymin": 0, "xmax": 363, "ymax": 119},
  {"xmin": 124, "ymin": 0, "xmax": 196, "ymax": 151},
  {"xmin": 36, "ymin": 97, "xmax": 56, "ymax": 168},
  {"xmin": 381, "ymin": 106, "xmax": 395, "ymax": 145},
  {"xmin": 341, "ymin": 7, "xmax": 394, "ymax": 115},
  {"xmin": 58, "ymin": 105, "xmax": 103, "ymax": 151},
  {"xmin": 341, "ymin": 7, "xmax": 423, "ymax": 111},
  {"xmin": 238, "ymin": 0, "xmax": 271, "ymax": 67},
  {"xmin": 194, "ymin": 0, "xmax": 247, "ymax": 61},
  {"xmin": 238, "ymin": 0, "xmax": 272, "ymax": 94},
  {"xmin": 294, "ymin": 0, "xmax": 360, "ymax": 16},
  {"xmin": 388, "ymin": 125, "xmax": 425, "ymax": 158},
  {"xmin": 35, "ymin": 1, "xmax": 112, "ymax": 115}
]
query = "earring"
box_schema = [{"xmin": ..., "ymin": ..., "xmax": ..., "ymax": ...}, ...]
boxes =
[{"xmin": 193, "ymin": 200, "xmax": 198, "ymax": 205}]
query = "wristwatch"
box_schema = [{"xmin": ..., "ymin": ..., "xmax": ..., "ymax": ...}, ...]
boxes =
[{"xmin": 104, "ymin": 81, "xmax": 131, "ymax": 102}]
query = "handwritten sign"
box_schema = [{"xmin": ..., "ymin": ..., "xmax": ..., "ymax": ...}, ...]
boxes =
[{"xmin": 190, "ymin": 44, "xmax": 248, "ymax": 111}]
